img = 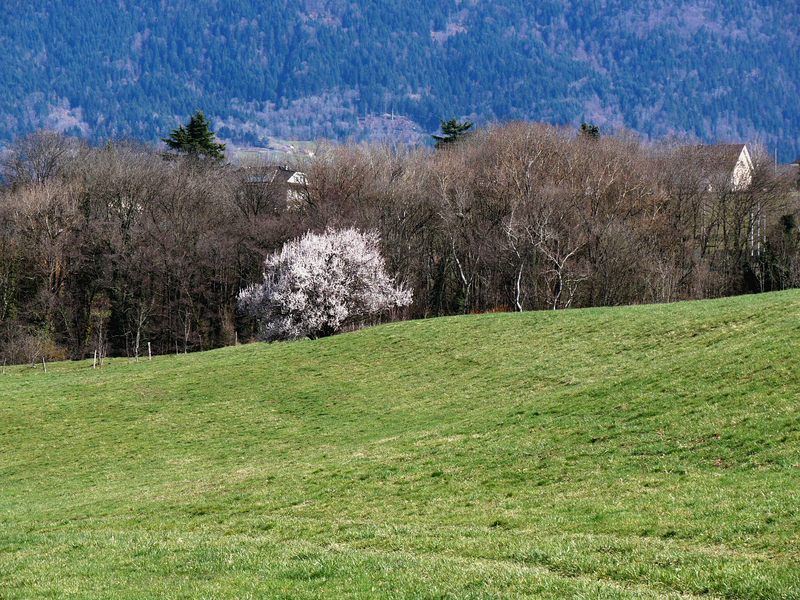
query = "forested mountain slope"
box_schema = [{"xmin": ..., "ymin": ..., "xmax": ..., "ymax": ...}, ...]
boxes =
[{"xmin": 0, "ymin": 0, "xmax": 798, "ymax": 159}]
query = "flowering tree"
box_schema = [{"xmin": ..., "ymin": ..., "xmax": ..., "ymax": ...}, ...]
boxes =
[{"xmin": 238, "ymin": 228, "xmax": 412, "ymax": 341}]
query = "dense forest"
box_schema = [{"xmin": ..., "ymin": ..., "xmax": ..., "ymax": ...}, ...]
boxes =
[
  {"xmin": 1, "ymin": 125, "xmax": 798, "ymax": 364},
  {"xmin": 0, "ymin": 0, "xmax": 797, "ymax": 160}
]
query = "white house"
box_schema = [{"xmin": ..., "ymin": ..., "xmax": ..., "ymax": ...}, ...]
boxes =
[
  {"xmin": 685, "ymin": 143, "xmax": 754, "ymax": 192},
  {"xmin": 243, "ymin": 165, "xmax": 309, "ymax": 209}
]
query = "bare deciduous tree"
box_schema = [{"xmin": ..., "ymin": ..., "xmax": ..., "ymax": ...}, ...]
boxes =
[{"xmin": 1, "ymin": 130, "xmax": 85, "ymax": 187}]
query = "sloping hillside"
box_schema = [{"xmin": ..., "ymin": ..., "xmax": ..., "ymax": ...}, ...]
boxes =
[
  {"xmin": 0, "ymin": 0, "xmax": 798, "ymax": 158},
  {"xmin": 1, "ymin": 291, "xmax": 799, "ymax": 598}
]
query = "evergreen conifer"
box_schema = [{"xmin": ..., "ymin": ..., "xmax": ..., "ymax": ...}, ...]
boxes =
[
  {"xmin": 162, "ymin": 111, "xmax": 226, "ymax": 160},
  {"xmin": 432, "ymin": 118, "xmax": 474, "ymax": 148}
]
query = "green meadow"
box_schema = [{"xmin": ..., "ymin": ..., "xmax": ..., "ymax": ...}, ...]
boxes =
[{"xmin": 1, "ymin": 292, "xmax": 799, "ymax": 599}]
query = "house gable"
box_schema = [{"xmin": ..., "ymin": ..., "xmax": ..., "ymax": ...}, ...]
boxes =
[
  {"xmin": 680, "ymin": 143, "xmax": 754, "ymax": 192},
  {"xmin": 242, "ymin": 165, "xmax": 308, "ymax": 209}
]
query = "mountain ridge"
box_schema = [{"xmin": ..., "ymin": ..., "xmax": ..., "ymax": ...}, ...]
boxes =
[{"xmin": 0, "ymin": 0, "xmax": 797, "ymax": 159}]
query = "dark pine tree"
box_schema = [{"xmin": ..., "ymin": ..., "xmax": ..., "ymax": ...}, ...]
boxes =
[
  {"xmin": 162, "ymin": 111, "xmax": 226, "ymax": 160},
  {"xmin": 580, "ymin": 121, "xmax": 600, "ymax": 138},
  {"xmin": 432, "ymin": 117, "xmax": 474, "ymax": 148}
]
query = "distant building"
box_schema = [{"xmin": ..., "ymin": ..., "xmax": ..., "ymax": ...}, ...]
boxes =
[
  {"xmin": 686, "ymin": 144, "xmax": 755, "ymax": 191},
  {"xmin": 669, "ymin": 144, "xmax": 762, "ymax": 256},
  {"xmin": 243, "ymin": 165, "xmax": 308, "ymax": 209},
  {"xmin": 682, "ymin": 144, "xmax": 754, "ymax": 192}
]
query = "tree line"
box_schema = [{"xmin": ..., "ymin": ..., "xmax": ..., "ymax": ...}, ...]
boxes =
[{"xmin": 1, "ymin": 123, "xmax": 798, "ymax": 364}]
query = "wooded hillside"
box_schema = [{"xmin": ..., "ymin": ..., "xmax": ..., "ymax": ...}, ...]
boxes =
[{"xmin": 0, "ymin": 0, "xmax": 797, "ymax": 159}]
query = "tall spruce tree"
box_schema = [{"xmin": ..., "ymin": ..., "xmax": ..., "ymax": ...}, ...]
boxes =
[
  {"xmin": 162, "ymin": 111, "xmax": 226, "ymax": 160},
  {"xmin": 432, "ymin": 118, "xmax": 474, "ymax": 148},
  {"xmin": 580, "ymin": 122, "xmax": 600, "ymax": 139}
]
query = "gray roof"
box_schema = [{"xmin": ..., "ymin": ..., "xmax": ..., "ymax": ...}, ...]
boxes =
[{"xmin": 243, "ymin": 166, "xmax": 297, "ymax": 184}]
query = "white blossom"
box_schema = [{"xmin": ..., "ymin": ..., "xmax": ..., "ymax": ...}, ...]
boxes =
[{"xmin": 238, "ymin": 228, "xmax": 412, "ymax": 341}]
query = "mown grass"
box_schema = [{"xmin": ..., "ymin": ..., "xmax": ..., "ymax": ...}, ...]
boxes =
[{"xmin": 1, "ymin": 291, "xmax": 799, "ymax": 599}]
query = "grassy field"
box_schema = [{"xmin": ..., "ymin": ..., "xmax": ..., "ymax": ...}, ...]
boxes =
[{"xmin": 1, "ymin": 291, "xmax": 799, "ymax": 599}]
